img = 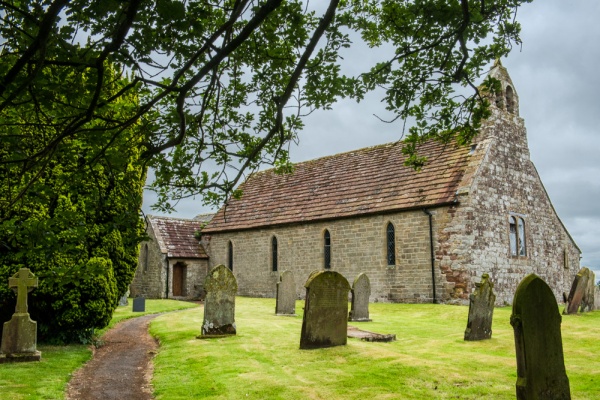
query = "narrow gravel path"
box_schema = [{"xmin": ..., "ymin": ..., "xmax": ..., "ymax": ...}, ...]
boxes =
[{"xmin": 66, "ymin": 314, "xmax": 159, "ymax": 400}]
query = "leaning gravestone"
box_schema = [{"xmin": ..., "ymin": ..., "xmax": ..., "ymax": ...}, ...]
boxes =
[
  {"xmin": 564, "ymin": 267, "xmax": 591, "ymax": 315},
  {"xmin": 348, "ymin": 273, "xmax": 372, "ymax": 322},
  {"xmin": 579, "ymin": 268, "xmax": 596, "ymax": 313},
  {"xmin": 511, "ymin": 274, "xmax": 570, "ymax": 400},
  {"xmin": 300, "ymin": 270, "xmax": 350, "ymax": 349},
  {"xmin": 0, "ymin": 268, "xmax": 41, "ymax": 363},
  {"xmin": 276, "ymin": 270, "xmax": 296, "ymax": 316},
  {"xmin": 200, "ymin": 265, "xmax": 237, "ymax": 337},
  {"xmin": 464, "ymin": 273, "xmax": 496, "ymax": 341}
]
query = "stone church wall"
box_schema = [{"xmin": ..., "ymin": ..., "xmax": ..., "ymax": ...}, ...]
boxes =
[
  {"xmin": 165, "ymin": 258, "xmax": 209, "ymax": 300},
  {"xmin": 436, "ymin": 106, "xmax": 579, "ymax": 305},
  {"xmin": 203, "ymin": 209, "xmax": 444, "ymax": 303}
]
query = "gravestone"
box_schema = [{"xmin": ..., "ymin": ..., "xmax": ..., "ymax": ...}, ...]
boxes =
[
  {"xmin": 579, "ymin": 269, "xmax": 596, "ymax": 313},
  {"xmin": 132, "ymin": 297, "xmax": 145, "ymax": 312},
  {"xmin": 275, "ymin": 270, "xmax": 296, "ymax": 316},
  {"xmin": 119, "ymin": 289, "xmax": 130, "ymax": 307},
  {"xmin": 200, "ymin": 265, "xmax": 237, "ymax": 337},
  {"xmin": 0, "ymin": 268, "xmax": 41, "ymax": 363},
  {"xmin": 348, "ymin": 273, "xmax": 372, "ymax": 322},
  {"xmin": 464, "ymin": 273, "xmax": 496, "ymax": 341},
  {"xmin": 300, "ymin": 270, "xmax": 350, "ymax": 349},
  {"xmin": 564, "ymin": 267, "xmax": 590, "ymax": 314},
  {"xmin": 511, "ymin": 274, "xmax": 570, "ymax": 400}
]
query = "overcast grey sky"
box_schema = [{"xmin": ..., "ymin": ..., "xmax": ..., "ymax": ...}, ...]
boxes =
[{"xmin": 143, "ymin": 1, "xmax": 600, "ymax": 276}]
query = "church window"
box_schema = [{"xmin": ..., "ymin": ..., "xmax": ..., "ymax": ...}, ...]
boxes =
[
  {"xmin": 506, "ymin": 86, "xmax": 515, "ymax": 114},
  {"xmin": 509, "ymin": 216, "xmax": 518, "ymax": 256},
  {"xmin": 142, "ymin": 244, "xmax": 149, "ymax": 272},
  {"xmin": 509, "ymin": 215, "xmax": 527, "ymax": 257},
  {"xmin": 324, "ymin": 230, "xmax": 331, "ymax": 269},
  {"xmin": 386, "ymin": 223, "xmax": 396, "ymax": 266},
  {"xmin": 227, "ymin": 240, "xmax": 234, "ymax": 271},
  {"xmin": 271, "ymin": 236, "xmax": 278, "ymax": 272},
  {"xmin": 517, "ymin": 217, "xmax": 526, "ymax": 256}
]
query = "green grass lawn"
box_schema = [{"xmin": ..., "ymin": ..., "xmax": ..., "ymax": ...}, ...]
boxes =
[
  {"xmin": 0, "ymin": 299, "xmax": 199, "ymax": 400},
  {"xmin": 150, "ymin": 297, "xmax": 600, "ymax": 400}
]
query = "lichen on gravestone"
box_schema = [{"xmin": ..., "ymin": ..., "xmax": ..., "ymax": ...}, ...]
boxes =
[
  {"xmin": 199, "ymin": 265, "xmax": 238, "ymax": 337},
  {"xmin": 564, "ymin": 267, "xmax": 591, "ymax": 315},
  {"xmin": 511, "ymin": 274, "xmax": 570, "ymax": 400},
  {"xmin": 300, "ymin": 270, "xmax": 350, "ymax": 349},
  {"xmin": 464, "ymin": 273, "xmax": 495, "ymax": 341}
]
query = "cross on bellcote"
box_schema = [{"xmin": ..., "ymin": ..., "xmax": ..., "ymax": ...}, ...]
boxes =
[{"xmin": 8, "ymin": 268, "xmax": 38, "ymax": 314}]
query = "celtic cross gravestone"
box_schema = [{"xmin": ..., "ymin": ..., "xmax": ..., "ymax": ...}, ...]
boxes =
[{"xmin": 0, "ymin": 268, "xmax": 41, "ymax": 363}]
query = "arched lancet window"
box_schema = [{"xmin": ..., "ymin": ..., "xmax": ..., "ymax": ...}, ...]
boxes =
[
  {"xmin": 324, "ymin": 230, "xmax": 331, "ymax": 269},
  {"xmin": 271, "ymin": 236, "xmax": 278, "ymax": 272},
  {"xmin": 517, "ymin": 217, "xmax": 526, "ymax": 256},
  {"xmin": 506, "ymin": 86, "xmax": 514, "ymax": 114},
  {"xmin": 509, "ymin": 215, "xmax": 527, "ymax": 257},
  {"xmin": 509, "ymin": 216, "xmax": 518, "ymax": 256},
  {"xmin": 227, "ymin": 240, "xmax": 234, "ymax": 271},
  {"xmin": 142, "ymin": 243, "xmax": 149, "ymax": 272},
  {"xmin": 386, "ymin": 223, "xmax": 396, "ymax": 266}
]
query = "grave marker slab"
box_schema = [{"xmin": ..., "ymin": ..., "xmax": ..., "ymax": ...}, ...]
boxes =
[
  {"xmin": 579, "ymin": 268, "xmax": 596, "ymax": 313},
  {"xmin": 0, "ymin": 268, "xmax": 41, "ymax": 363},
  {"xmin": 276, "ymin": 270, "xmax": 296, "ymax": 316},
  {"xmin": 200, "ymin": 265, "xmax": 237, "ymax": 337},
  {"xmin": 464, "ymin": 273, "xmax": 496, "ymax": 341},
  {"xmin": 119, "ymin": 289, "xmax": 130, "ymax": 307},
  {"xmin": 511, "ymin": 274, "xmax": 570, "ymax": 400},
  {"xmin": 349, "ymin": 273, "xmax": 371, "ymax": 322},
  {"xmin": 132, "ymin": 297, "xmax": 145, "ymax": 312},
  {"xmin": 564, "ymin": 267, "xmax": 590, "ymax": 315},
  {"xmin": 300, "ymin": 270, "xmax": 350, "ymax": 349}
]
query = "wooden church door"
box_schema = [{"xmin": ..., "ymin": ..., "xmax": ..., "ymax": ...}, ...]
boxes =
[{"xmin": 172, "ymin": 263, "xmax": 186, "ymax": 296}]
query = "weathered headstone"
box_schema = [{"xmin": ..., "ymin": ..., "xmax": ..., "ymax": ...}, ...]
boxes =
[
  {"xmin": 0, "ymin": 268, "xmax": 41, "ymax": 363},
  {"xmin": 275, "ymin": 270, "xmax": 296, "ymax": 316},
  {"xmin": 132, "ymin": 297, "xmax": 145, "ymax": 312},
  {"xmin": 200, "ymin": 265, "xmax": 237, "ymax": 337},
  {"xmin": 300, "ymin": 270, "xmax": 350, "ymax": 349},
  {"xmin": 564, "ymin": 267, "xmax": 590, "ymax": 314},
  {"xmin": 464, "ymin": 273, "xmax": 496, "ymax": 341},
  {"xmin": 511, "ymin": 274, "xmax": 570, "ymax": 400},
  {"xmin": 348, "ymin": 273, "xmax": 371, "ymax": 322},
  {"xmin": 119, "ymin": 289, "xmax": 130, "ymax": 307},
  {"xmin": 579, "ymin": 268, "xmax": 596, "ymax": 313}
]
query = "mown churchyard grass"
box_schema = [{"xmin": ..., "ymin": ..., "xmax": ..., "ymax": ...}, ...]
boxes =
[
  {"xmin": 150, "ymin": 297, "xmax": 600, "ymax": 400},
  {"xmin": 0, "ymin": 299, "xmax": 198, "ymax": 400}
]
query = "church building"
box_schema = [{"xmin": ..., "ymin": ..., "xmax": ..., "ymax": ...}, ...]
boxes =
[{"xmin": 198, "ymin": 62, "xmax": 580, "ymax": 305}]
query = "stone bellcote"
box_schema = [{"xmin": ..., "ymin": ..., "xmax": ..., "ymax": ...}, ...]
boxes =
[{"xmin": 488, "ymin": 59, "xmax": 519, "ymax": 116}]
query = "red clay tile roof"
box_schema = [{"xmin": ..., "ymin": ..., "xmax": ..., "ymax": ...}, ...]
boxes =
[
  {"xmin": 148, "ymin": 216, "xmax": 210, "ymax": 259},
  {"xmin": 203, "ymin": 139, "xmax": 472, "ymax": 233}
]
